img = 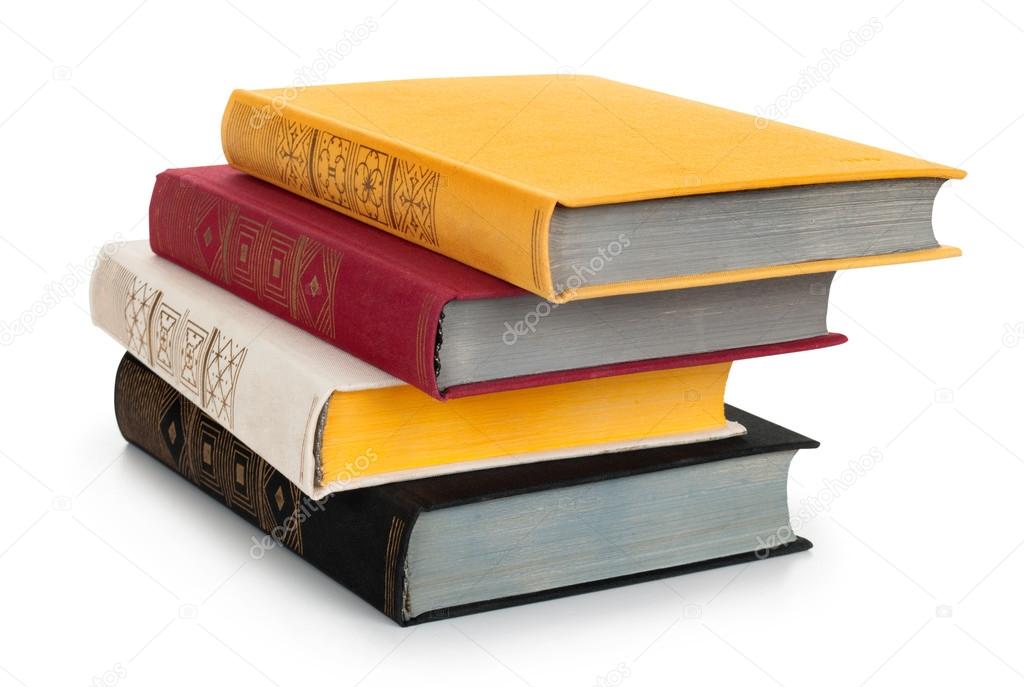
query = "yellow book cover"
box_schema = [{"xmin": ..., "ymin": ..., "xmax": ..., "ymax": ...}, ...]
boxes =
[{"xmin": 222, "ymin": 75, "xmax": 963, "ymax": 302}]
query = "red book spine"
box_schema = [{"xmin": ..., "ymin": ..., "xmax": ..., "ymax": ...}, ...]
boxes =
[{"xmin": 149, "ymin": 169, "xmax": 448, "ymax": 398}]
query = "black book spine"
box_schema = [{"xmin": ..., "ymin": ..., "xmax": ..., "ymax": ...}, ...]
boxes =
[{"xmin": 113, "ymin": 353, "xmax": 419, "ymax": 625}]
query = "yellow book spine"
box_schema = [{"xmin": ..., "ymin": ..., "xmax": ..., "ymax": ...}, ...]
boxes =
[{"xmin": 222, "ymin": 89, "xmax": 559, "ymax": 299}]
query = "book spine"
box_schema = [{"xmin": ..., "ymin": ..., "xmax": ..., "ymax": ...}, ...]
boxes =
[
  {"xmin": 149, "ymin": 169, "xmax": 446, "ymax": 398},
  {"xmin": 90, "ymin": 241, "xmax": 340, "ymax": 497},
  {"xmin": 113, "ymin": 353, "xmax": 419, "ymax": 625},
  {"xmin": 221, "ymin": 89, "xmax": 560, "ymax": 300}
]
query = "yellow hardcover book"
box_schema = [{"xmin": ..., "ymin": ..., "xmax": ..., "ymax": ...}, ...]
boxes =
[{"xmin": 222, "ymin": 75, "xmax": 963, "ymax": 302}]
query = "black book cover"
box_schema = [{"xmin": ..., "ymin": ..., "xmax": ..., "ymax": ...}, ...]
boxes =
[{"xmin": 113, "ymin": 353, "xmax": 815, "ymax": 625}]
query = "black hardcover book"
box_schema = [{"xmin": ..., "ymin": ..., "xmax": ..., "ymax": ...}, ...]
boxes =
[{"xmin": 114, "ymin": 353, "xmax": 815, "ymax": 625}]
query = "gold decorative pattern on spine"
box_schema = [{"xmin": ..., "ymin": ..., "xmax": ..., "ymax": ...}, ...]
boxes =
[
  {"xmin": 530, "ymin": 208, "xmax": 543, "ymax": 291},
  {"xmin": 115, "ymin": 266, "xmax": 249, "ymax": 429},
  {"xmin": 227, "ymin": 101, "xmax": 442, "ymax": 247},
  {"xmin": 224, "ymin": 101, "xmax": 282, "ymax": 184},
  {"xmin": 115, "ymin": 355, "xmax": 304, "ymax": 555},
  {"xmin": 415, "ymin": 294, "xmax": 443, "ymax": 392},
  {"xmin": 383, "ymin": 515, "xmax": 406, "ymax": 617},
  {"xmin": 164, "ymin": 174, "xmax": 345, "ymax": 340}
]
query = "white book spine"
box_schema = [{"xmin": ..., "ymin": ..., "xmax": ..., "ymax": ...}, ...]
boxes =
[{"xmin": 90, "ymin": 241, "xmax": 398, "ymax": 498}]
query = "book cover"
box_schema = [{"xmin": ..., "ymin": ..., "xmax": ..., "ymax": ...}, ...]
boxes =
[
  {"xmin": 149, "ymin": 165, "xmax": 846, "ymax": 399},
  {"xmin": 115, "ymin": 352, "xmax": 815, "ymax": 625},
  {"xmin": 222, "ymin": 75, "xmax": 963, "ymax": 301}
]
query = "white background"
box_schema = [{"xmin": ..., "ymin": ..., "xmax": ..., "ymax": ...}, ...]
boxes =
[{"xmin": 1, "ymin": 1, "xmax": 1022, "ymax": 685}]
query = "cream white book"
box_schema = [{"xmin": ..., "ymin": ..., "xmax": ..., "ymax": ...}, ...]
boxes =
[{"xmin": 91, "ymin": 241, "xmax": 744, "ymax": 497}]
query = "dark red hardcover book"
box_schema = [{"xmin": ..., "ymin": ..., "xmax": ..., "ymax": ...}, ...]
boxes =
[{"xmin": 150, "ymin": 166, "xmax": 846, "ymax": 399}]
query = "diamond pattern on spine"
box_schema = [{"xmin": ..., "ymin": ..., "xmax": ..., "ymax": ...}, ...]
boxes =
[
  {"xmin": 124, "ymin": 278, "xmax": 161, "ymax": 365},
  {"xmin": 119, "ymin": 355, "xmax": 305, "ymax": 556},
  {"xmin": 201, "ymin": 329, "xmax": 247, "ymax": 428},
  {"xmin": 258, "ymin": 467, "xmax": 304, "ymax": 553},
  {"xmin": 292, "ymin": 237, "xmax": 342, "ymax": 337},
  {"xmin": 386, "ymin": 159, "xmax": 441, "ymax": 247},
  {"xmin": 275, "ymin": 119, "xmax": 318, "ymax": 195},
  {"xmin": 189, "ymin": 194, "xmax": 238, "ymax": 281},
  {"xmin": 158, "ymin": 394, "xmax": 186, "ymax": 469},
  {"xmin": 115, "ymin": 264, "xmax": 251, "ymax": 429}
]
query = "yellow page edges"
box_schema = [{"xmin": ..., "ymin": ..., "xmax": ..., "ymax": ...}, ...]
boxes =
[{"xmin": 319, "ymin": 362, "xmax": 732, "ymax": 486}]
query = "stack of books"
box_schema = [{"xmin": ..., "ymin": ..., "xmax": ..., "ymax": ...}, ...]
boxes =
[{"xmin": 90, "ymin": 76, "xmax": 962, "ymax": 625}]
